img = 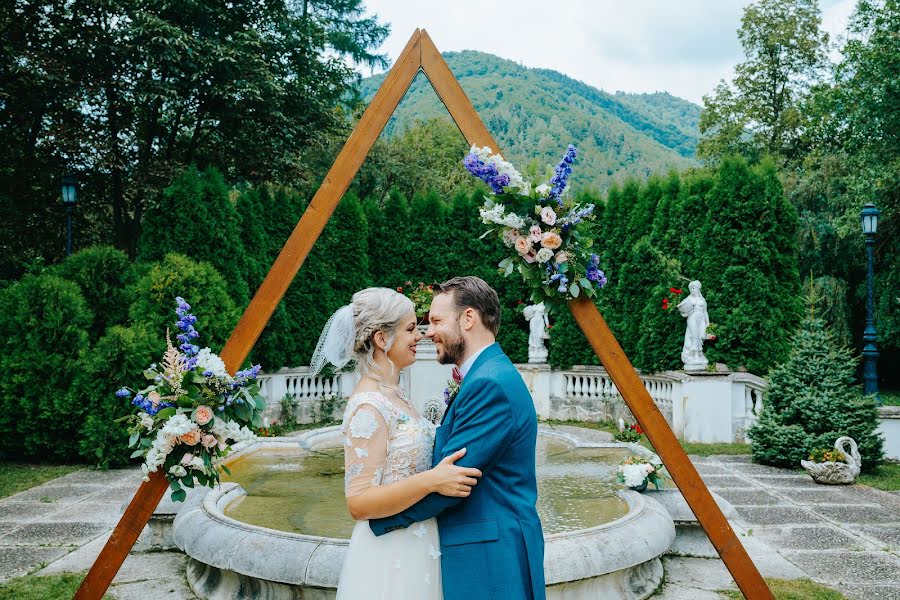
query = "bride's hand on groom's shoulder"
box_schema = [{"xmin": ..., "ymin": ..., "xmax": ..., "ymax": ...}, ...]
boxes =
[{"xmin": 427, "ymin": 448, "xmax": 482, "ymax": 498}]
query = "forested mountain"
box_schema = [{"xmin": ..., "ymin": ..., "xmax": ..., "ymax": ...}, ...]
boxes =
[{"xmin": 359, "ymin": 51, "xmax": 700, "ymax": 191}]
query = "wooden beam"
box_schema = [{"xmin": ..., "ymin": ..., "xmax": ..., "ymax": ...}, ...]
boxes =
[
  {"xmin": 78, "ymin": 27, "xmax": 773, "ymax": 600},
  {"xmin": 75, "ymin": 29, "xmax": 429, "ymax": 600},
  {"xmin": 73, "ymin": 471, "xmax": 168, "ymax": 599},
  {"xmin": 218, "ymin": 28, "xmax": 425, "ymax": 372},
  {"xmin": 419, "ymin": 30, "xmax": 498, "ymax": 149},
  {"xmin": 569, "ymin": 297, "xmax": 774, "ymax": 599}
]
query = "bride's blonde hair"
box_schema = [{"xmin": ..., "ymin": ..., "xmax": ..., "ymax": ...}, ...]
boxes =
[{"xmin": 350, "ymin": 287, "xmax": 414, "ymax": 379}]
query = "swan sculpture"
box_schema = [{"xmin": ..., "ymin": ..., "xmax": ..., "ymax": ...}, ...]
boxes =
[{"xmin": 801, "ymin": 436, "xmax": 861, "ymax": 485}]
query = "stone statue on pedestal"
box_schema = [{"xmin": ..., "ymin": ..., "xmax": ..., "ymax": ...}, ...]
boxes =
[
  {"xmin": 678, "ymin": 280, "xmax": 710, "ymax": 371},
  {"xmin": 523, "ymin": 302, "xmax": 549, "ymax": 364}
]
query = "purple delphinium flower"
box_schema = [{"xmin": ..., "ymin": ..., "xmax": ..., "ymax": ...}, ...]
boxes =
[
  {"xmin": 174, "ymin": 297, "xmax": 201, "ymax": 362},
  {"xmin": 463, "ymin": 153, "xmax": 507, "ymax": 194},
  {"xmin": 547, "ymin": 145, "xmax": 577, "ymax": 206},
  {"xmin": 115, "ymin": 388, "xmax": 131, "ymax": 398}
]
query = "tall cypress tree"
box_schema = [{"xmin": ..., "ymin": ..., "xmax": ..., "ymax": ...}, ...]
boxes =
[{"xmin": 696, "ymin": 157, "xmax": 801, "ymax": 373}]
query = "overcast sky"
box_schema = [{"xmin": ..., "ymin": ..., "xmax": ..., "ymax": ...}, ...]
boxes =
[{"xmin": 358, "ymin": 0, "xmax": 856, "ymax": 105}]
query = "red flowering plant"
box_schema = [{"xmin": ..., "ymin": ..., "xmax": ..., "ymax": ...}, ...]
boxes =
[
  {"xmin": 397, "ymin": 281, "xmax": 434, "ymax": 320},
  {"xmin": 660, "ymin": 286, "xmax": 683, "ymax": 312},
  {"xmin": 614, "ymin": 422, "xmax": 644, "ymax": 443}
]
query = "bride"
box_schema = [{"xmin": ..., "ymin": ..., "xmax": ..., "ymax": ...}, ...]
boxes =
[{"xmin": 311, "ymin": 287, "xmax": 481, "ymax": 599}]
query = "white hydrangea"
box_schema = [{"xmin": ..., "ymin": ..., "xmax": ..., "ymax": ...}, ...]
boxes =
[
  {"xmin": 479, "ymin": 203, "xmax": 526, "ymax": 230},
  {"xmin": 169, "ymin": 464, "xmax": 187, "ymax": 477},
  {"xmin": 620, "ymin": 464, "xmax": 648, "ymax": 488},
  {"xmin": 195, "ymin": 348, "xmax": 230, "ymax": 379},
  {"xmin": 210, "ymin": 417, "xmax": 257, "ymax": 445},
  {"xmin": 142, "ymin": 414, "xmax": 197, "ymax": 478},
  {"xmin": 138, "ymin": 412, "xmax": 154, "ymax": 430},
  {"xmin": 535, "ymin": 183, "xmax": 550, "ymax": 196}
]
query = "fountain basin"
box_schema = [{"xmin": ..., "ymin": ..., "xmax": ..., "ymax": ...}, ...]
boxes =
[{"xmin": 173, "ymin": 426, "xmax": 675, "ymax": 599}]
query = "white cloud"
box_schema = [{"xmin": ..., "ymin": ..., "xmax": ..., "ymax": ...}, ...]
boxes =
[{"xmin": 359, "ymin": 0, "xmax": 856, "ymax": 105}]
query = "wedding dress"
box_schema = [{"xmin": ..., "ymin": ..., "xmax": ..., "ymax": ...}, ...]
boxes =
[{"xmin": 335, "ymin": 391, "xmax": 443, "ymax": 599}]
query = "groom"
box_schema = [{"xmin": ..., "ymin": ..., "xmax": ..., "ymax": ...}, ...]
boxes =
[{"xmin": 370, "ymin": 276, "xmax": 546, "ymax": 600}]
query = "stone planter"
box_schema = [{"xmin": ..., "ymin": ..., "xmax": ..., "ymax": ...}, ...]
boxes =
[{"xmin": 801, "ymin": 436, "xmax": 861, "ymax": 485}]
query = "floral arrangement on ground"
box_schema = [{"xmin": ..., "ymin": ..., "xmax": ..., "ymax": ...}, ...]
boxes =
[
  {"xmin": 618, "ymin": 454, "xmax": 666, "ymax": 490},
  {"xmin": 463, "ymin": 144, "xmax": 606, "ymax": 306},
  {"xmin": 116, "ymin": 297, "xmax": 266, "ymax": 501}
]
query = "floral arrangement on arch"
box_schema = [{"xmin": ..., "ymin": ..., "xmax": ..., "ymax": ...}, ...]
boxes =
[
  {"xmin": 463, "ymin": 144, "xmax": 606, "ymax": 305},
  {"xmin": 617, "ymin": 455, "xmax": 666, "ymax": 491},
  {"xmin": 116, "ymin": 297, "xmax": 266, "ymax": 501}
]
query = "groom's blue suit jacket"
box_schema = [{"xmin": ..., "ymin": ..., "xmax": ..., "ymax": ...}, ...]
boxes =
[{"xmin": 369, "ymin": 343, "xmax": 546, "ymax": 600}]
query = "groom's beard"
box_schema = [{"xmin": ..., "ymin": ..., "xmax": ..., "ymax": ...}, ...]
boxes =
[{"xmin": 436, "ymin": 326, "xmax": 466, "ymax": 366}]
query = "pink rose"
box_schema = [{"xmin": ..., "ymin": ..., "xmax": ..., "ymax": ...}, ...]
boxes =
[
  {"xmin": 541, "ymin": 232, "xmax": 562, "ymax": 250},
  {"xmin": 540, "ymin": 206, "xmax": 557, "ymax": 226},
  {"xmin": 514, "ymin": 236, "xmax": 531, "ymax": 255},
  {"xmin": 554, "ymin": 251, "xmax": 569, "ymax": 264},
  {"xmin": 180, "ymin": 429, "xmax": 201, "ymax": 446},
  {"xmin": 202, "ymin": 434, "xmax": 218, "ymax": 449},
  {"xmin": 181, "ymin": 453, "xmax": 194, "ymax": 466},
  {"xmin": 194, "ymin": 405, "xmax": 213, "ymax": 426},
  {"xmin": 502, "ymin": 228, "xmax": 519, "ymax": 247},
  {"xmin": 529, "ymin": 225, "xmax": 543, "ymax": 243},
  {"xmin": 522, "ymin": 251, "xmax": 537, "ymax": 264}
]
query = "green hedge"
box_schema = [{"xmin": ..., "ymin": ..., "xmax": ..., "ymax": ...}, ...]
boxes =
[{"xmin": 0, "ymin": 274, "xmax": 91, "ymax": 461}]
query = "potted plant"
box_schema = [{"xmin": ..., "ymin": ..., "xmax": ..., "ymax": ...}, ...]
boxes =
[
  {"xmin": 398, "ymin": 282, "xmax": 434, "ymax": 324},
  {"xmin": 800, "ymin": 437, "xmax": 861, "ymax": 485}
]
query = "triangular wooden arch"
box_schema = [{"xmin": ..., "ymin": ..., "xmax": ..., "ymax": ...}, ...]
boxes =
[{"xmin": 77, "ymin": 29, "xmax": 773, "ymax": 599}]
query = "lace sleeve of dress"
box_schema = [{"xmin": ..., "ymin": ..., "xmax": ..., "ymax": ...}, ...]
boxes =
[{"xmin": 343, "ymin": 403, "xmax": 390, "ymax": 498}]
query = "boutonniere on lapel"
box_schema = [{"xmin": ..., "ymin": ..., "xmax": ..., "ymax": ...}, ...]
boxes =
[{"xmin": 443, "ymin": 367, "xmax": 463, "ymax": 406}]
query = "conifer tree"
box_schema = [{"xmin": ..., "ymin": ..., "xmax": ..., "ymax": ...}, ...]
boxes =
[{"xmin": 749, "ymin": 317, "xmax": 883, "ymax": 471}]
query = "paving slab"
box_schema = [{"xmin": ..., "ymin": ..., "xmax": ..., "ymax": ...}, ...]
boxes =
[
  {"xmin": 749, "ymin": 475, "xmax": 823, "ymax": 488},
  {"xmin": 811, "ymin": 504, "xmax": 900, "ymax": 524},
  {"xmin": 841, "ymin": 584, "xmax": 900, "ymax": 600},
  {"xmin": 778, "ymin": 488, "xmax": 881, "ymax": 505},
  {"xmin": 727, "ymin": 463, "xmax": 801, "ymax": 476},
  {"xmin": 53, "ymin": 468, "xmax": 138, "ymax": 486},
  {"xmin": 754, "ymin": 525, "xmax": 870, "ymax": 551},
  {"xmin": 783, "ymin": 551, "xmax": 900, "ymax": 585},
  {"xmin": 848, "ymin": 525, "xmax": 900, "ymax": 550},
  {"xmin": 712, "ymin": 489, "xmax": 784, "ymax": 506},
  {"xmin": 38, "ymin": 502, "xmax": 123, "ymax": 524},
  {"xmin": 5, "ymin": 484, "xmax": 106, "ymax": 504},
  {"xmin": 713, "ymin": 455, "xmax": 753, "ymax": 464},
  {"xmin": 0, "ymin": 546, "xmax": 70, "ymax": 581},
  {"xmin": 698, "ymin": 475, "xmax": 759, "ymax": 489},
  {"xmin": 0, "ymin": 521, "xmax": 109, "ymax": 546},
  {"xmin": 736, "ymin": 506, "xmax": 822, "ymax": 525},
  {"xmin": 0, "ymin": 501, "xmax": 64, "ymax": 522}
]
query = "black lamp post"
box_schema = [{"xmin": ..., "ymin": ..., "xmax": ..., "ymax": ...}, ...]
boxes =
[
  {"xmin": 861, "ymin": 202, "xmax": 880, "ymax": 401},
  {"xmin": 60, "ymin": 173, "xmax": 77, "ymax": 256}
]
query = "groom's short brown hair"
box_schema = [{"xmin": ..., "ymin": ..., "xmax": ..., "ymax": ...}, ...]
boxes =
[{"xmin": 435, "ymin": 276, "xmax": 501, "ymax": 336}]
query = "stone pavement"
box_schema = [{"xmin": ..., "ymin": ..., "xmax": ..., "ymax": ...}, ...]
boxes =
[
  {"xmin": 656, "ymin": 455, "xmax": 900, "ymax": 600},
  {"xmin": 1, "ymin": 454, "xmax": 898, "ymax": 599}
]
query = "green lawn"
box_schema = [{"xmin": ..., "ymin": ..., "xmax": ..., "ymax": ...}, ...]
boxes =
[
  {"xmin": 543, "ymin": 419, "xmax": 752, "ymax": 457},
  {"xmin": 859, "ymin": 461, "xmax": 900, "ymax": 492},
  {"xmin": 0, "ymin": 463, "xmax": 84, "ymax": 499},
  {"xmin": 879, "ymin": 389, "xmax": 900, "ymax": 406},
  {"xmin": 718, "ymin": 578, "xmax": 845, "ymax": 599},
  {"xmin": 0, "ymin": 572, "xmax": 113, "ymax": 600}
]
